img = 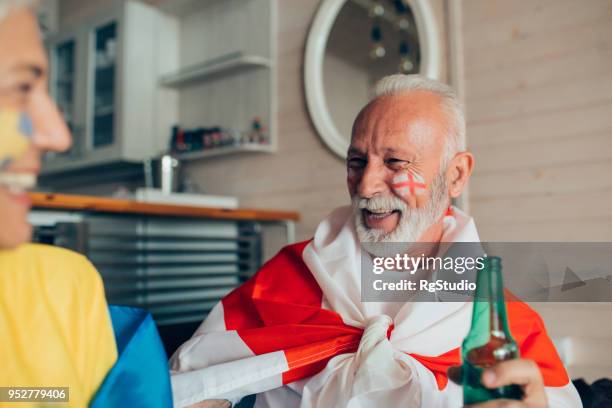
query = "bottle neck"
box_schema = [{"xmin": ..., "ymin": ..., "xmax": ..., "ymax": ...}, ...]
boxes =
[{"xmin": 475, "ymin": 257, "xmax": 513, "ymax": 339}]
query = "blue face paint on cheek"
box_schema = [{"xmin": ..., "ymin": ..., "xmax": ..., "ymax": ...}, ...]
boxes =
[
  {"xmin": 0, "ymin": 110, "xmax": 34, "ymax": 170},
  {"xmin": 19, "ymin": 112, "xmax": 34, "ymax": 138}
]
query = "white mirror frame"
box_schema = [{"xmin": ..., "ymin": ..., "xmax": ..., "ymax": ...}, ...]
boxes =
[{"xmin": 304, "ymin": 0, "xmax": 442, "ymax": 159}]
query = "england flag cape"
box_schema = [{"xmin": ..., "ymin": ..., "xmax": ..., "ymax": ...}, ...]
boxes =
[{"xmin": 170, "ymin": 206, "xmax": 582, "ymax": 407}]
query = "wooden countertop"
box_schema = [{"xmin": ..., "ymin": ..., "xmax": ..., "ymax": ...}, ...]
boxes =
[{"xmin": 29, "ymin": 192, "xmax": 300, "ymax": 222}]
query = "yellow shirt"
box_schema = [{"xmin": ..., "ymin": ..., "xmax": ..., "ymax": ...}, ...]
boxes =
[{"xmin": 0, "ymin": 244, "xmax": 118, "ymax": 407}]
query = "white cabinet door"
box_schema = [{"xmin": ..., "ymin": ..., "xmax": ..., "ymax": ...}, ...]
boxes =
[
  {"xmin": 88, "ymin": 18, "xmax": 120, "ymax": 153},
  {"xmin": 47, "ymin": 26, "xmax": 87, "ymax": 162},
  {"xmin": 43, "ymin": 1, "xmax": 160, "ymax": 176}
]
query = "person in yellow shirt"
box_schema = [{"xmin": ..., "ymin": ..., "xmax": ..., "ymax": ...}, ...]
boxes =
[
  {"xmin": 0, "ymin": 2, "xmax": 171, "ymax": 407},
  {"xmin": 0, "ymin": 1, "xmax": 118, "ymax": 406},
  {"xmin": 0, "ymin": 246, "xmax": 117, "ymax": 407}
]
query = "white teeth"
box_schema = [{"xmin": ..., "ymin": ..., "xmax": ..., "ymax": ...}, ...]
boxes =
[
  {"xmin": 0, "ymin": 173, "xmax": 37, "ymax": 192},
  {"xmin": 367, "ymin": 211, "xmax": 393, "ymax": 218},
  {"xmin": 366, "ymin": 209, "xmax": 394, "ymax": 214}
]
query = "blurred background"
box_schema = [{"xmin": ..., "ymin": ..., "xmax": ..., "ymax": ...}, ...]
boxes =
[{"xmin": 31, "ymin": 0, "xmax": 612, "ymax": 382}]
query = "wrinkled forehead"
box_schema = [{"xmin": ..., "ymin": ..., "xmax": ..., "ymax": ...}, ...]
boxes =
[{"xmin": 350, "ymin": 92, "xmax": 448, "ymax": 154}]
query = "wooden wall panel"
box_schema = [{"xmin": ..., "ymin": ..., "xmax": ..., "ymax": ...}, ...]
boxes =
[{"xmin": 463, "ymin": 0, "xmax": 612, "ymax": 241}]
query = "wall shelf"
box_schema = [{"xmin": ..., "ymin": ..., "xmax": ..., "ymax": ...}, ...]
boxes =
[
  {"xmin": 176, "ymin": 143, "xmax": 274, "ymax": 161},
  {"xmin": 159, "ymin": 53, "xmax": 272, "ymax": 88},
  {"xmin": 154, "ymin": 0, "xmax": 278, "ymax": 160}
]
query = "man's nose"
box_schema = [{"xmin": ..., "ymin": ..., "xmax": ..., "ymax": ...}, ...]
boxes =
[
  {"xmin": 28, "ymin": 90, "xmax": 72, "ymax": 153},
  {"xmin": 357, "ymin": 163, "xmax": 387, "ymax": 198}
]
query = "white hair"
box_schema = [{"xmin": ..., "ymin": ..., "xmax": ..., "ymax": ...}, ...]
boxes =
[
  {"xmin": 0, "ymin": 0, "xmax": 37, "ymax": 21},
  {"xmin": 373, "ymin": 74, "xmax": 466, "ymax": 168}
]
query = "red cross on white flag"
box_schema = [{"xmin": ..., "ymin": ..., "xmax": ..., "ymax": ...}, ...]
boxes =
[{"xmin": 392, "ymin": 172, "xmax": 427, "ymax": 197}]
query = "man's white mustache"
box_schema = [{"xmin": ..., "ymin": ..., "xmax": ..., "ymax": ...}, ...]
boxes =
[{"xmin": 354, "ymin": 195, "xmax": 407, "ymax": 213}]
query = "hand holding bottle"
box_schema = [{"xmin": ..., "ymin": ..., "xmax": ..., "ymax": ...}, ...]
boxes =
[
  {"xmin": 447, "ymin": 359, "xmax": 548, "ymax": 407},
  {"xmin": 455, "ymin": 256, "xmax": 549, "ymax": 407},
  {"xmin": 477, "ymin": 359, "xmax": 547, "ymax": 407}
]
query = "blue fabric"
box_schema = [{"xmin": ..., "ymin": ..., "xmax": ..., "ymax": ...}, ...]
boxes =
[{"xmin": 90, "ymin": 306, "xmax": 173, "ymax": 408}]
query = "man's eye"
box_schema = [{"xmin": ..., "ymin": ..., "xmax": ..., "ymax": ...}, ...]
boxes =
[
  {"xmin": 386, "ymin": 158, "xmax": 407, "ymax": 166},
  {"xmin": 347, "ymin": 158, "xmax": 366, "ymax": 169}
]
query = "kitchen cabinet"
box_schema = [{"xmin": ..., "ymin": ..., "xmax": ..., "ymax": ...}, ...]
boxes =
[{"xmin": 45, "ymin": 1, "xmax": 161, "ymax": 175}]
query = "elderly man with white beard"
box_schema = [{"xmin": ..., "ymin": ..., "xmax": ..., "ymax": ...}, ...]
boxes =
[{"xmin": 169, "ymin": 75, "xmax": 582, "ymax": 408}]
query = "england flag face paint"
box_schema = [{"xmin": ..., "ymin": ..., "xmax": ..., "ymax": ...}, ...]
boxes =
[{"xmin": 391, "ymin": 171, "xmax": 427, "ymax": 198}]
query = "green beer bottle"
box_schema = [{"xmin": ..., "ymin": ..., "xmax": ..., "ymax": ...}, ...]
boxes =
[{"xmin": 462, "ymin": 256, "xmax": 523, "ymax": 404}]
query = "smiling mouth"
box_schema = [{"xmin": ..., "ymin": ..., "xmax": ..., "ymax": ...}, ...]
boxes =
[
  {"xmin": 0, "ymin": 172, "xmax": 37, "ymax": 194},
  {"xmin": 362, "ymin": 209, "xmax": 401, "ymax": 220}
]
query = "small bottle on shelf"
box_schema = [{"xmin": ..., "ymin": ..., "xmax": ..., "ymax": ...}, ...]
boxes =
[
  {"xmin": 170, "ymin": 125, "xmax": 188, "ymax": 153},
  {"xmin": 247, "ymin": 117, "xmax": 268, "ymax": 145}
]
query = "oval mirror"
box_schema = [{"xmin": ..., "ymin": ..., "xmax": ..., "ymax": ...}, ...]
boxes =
[{"xmin": 305, "ymin": 0, "xmax": 442, "ymax": 158}]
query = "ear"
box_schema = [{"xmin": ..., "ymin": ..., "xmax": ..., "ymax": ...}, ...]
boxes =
[{"xmin": 446, "ymin": 151, "xmax": 474, "ymax": 199}]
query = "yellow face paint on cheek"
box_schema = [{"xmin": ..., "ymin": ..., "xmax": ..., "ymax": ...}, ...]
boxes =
[
  {"xmin": 0, "ymin": 110, "xmax": 33, "ymax": 169},
  {"xmin": 391, "ymin": 170, "xmax": 427, "ymax": 198}
]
